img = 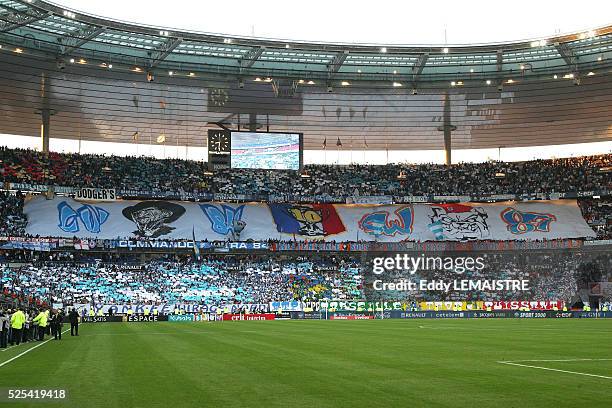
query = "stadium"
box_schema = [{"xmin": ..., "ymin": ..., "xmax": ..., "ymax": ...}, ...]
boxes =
[{"xmin": 0, "ymin": 0, "xmax": 611, "ymax": 406}]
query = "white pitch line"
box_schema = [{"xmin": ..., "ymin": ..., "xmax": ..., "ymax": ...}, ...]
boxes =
[
  {"xmin": 0, "ymin": 329, "xmax": 69, "ymax": 368},
  {"xmin": 498, "ymin": 361, "xmax": 612, "ymax": 380},
  {"xmin": 502, "ymin": 358, "xmax": 612, "ymax": 363}
]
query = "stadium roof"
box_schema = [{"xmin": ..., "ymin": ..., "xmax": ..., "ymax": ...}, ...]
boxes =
[
  {"xmin": 0, "ymin": 0, "xmax": 610, "ymax": 153},
  {"xmin": 1, "ymin": 0, "xmax": 610, "ymax": 84}
]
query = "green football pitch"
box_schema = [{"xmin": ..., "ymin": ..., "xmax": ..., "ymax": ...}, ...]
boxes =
[{"xmin": 1, "ymin": 319, "xmax": 611, "ymax": 407}]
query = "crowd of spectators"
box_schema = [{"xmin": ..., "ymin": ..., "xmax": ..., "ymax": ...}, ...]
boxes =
[
  {"xmin": 1, "ymin": 147, "xmax": 610, "ymax": 197},
  {"xmin": 0, "ymin": 255, "xmax": 361, "ymax": 306},
  {"xmin": 1, "ymin": 251, "xmax": 609, "ymax": 307},
  {"xmin": 218, "ymin": 155, "xmax": 612, "ymax": 197},
  {"xmin": 0, "ymin": 147, "xmax": 210, "ymax": 194},
  {"xmin": 0, "ymin": 191, "xmax": 25, "ymax": 237},
  {"xmin": 579, "ymin": 199, "xmax": 612, "ymax": 240}
]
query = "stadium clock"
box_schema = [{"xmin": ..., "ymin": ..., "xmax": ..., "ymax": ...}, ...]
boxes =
[
  {"xmin": 209, "ymin": 88, "xmax": 229, "ymax": 107},
  {"xmin": 207, "ymin": 129, "xmax": 231, "ymax": 170},
  {"xmin": 208, "ymin": 130, "xmax": 231, "ymax": 154}
]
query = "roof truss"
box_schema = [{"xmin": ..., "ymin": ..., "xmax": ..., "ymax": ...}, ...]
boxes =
[
  {"xmin": 148, "ymin": 36, "xmax": 182, "ymax": 69},
  {"xmin": 58, "ymin": 25, "xmax": 106, "ymax": 56}
]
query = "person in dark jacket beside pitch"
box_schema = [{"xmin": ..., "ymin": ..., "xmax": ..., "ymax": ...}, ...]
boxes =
[
  {"xmin": 51, "ymin": 310, "xmax": 64, "ymax": 340},
  {"xmin": 68, "ymin": 308, "xmax": 79, "ymax": 336}
]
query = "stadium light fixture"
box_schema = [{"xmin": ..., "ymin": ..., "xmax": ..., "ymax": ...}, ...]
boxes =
[
  {"xmin": 520, "ymin": 64, "xmax": 525, "ymax": 70},
  {"xmin": 108, "ymin": 64, "xmax": 113, "ymax": 69},
  {"xmin": 450, "ymin": 81, "xmax": 456, "ymax": 86},
  {"xmin": 506, "ymin": 79, "xmax": 514, "ymax": 84},
  {"xmin": 78, "ymin": 58, "xmax": 86, "ymax": 64},
  {"xmin": 254, "ymin": 77, "xmax": 262, "ymax": 82},
  {"xmin": 168, "ymin": 71, "xmax": 174, "ymax": 76},
  {"xmin": 530, "ymin": 39, "xmax": 547, "ymax": 47},
  {"xmin": 159, "ymin": 30, "xmax": 169, "ymax": 37},
  {"xmin": 189, "ymin": 72, "xmax": 195, "ymax": 77},
  {"xmin": 392, "ymin": 82, "xmax": 402, "ymax": 87},
  {"xmin": 14, "ymin": 48, "xmax": 23, "ymax": 54},
  {"xmin": 380, "ymin": 47, "xmax": 387, "ymax": 53},
  {"xmin": 598, "ymin": 56, "xmax": 602, "ymax": 61},
  {"xmin": 341, "ymin": 81, "xmax": 350, "ymax": 86},
  {"xmin": 593, "ymin": 195, "xmax": 601, "ymax": 199},
  {"xmin": 442, "ymin": 47, "xmax": 449, "ymax": 54},
  {"xmin": 563, "ymin": 73, "xmax": 574, "ymax": 79},
  {"xmin": 264, "ymin": 77, "xmax": 272, "ymax": 82},
  {"xmin": 470, "ymin": 68, "xmax": 474, "ymax": 73},
  {"xmin": 357, "ymin": 69, "xmax": 362, "ymax": 73},
  {"xmin": 587, "ymin": 71, "xmax": 595, "ymax": 76},
  {"xmin": 553, "ymin": 74, "xmax": 558, "ymax": 79},
  {"xmin": 298, "ymin": 79, "xmax": 305, "ymax": 84},
  {"xmin": 63, "ymin": 10, "xmax": 76, "ymax": 19},
  {"xmin": 393, "ymin": 70, "xmax": 397, "ymax": 74},
  {"xmin": 307, "ymin": 80, "xmax": 315, "ymax": 85},
  {"xmin": 69, "ymin": 58, "xmax": 75, "ymax": 63},
  {"xmin": 224, "ymin": 38, "xmax": 233, "ymax": 44},
  {"xmin": 486, "ymin": 79, "xmax": 491, "ymax": 85}
]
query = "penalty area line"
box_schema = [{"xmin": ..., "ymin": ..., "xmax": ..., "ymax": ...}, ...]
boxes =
[
  {"xmin": 497, "ymin": 361, "xmax": 612, "ymax": 380},
  {"xmin": 502, "ymin": 358, "xmax": 612, "ymax": 363},
  {"xmin": 0, "ymin": 329, "xmax": 70, "ymax": 368}
]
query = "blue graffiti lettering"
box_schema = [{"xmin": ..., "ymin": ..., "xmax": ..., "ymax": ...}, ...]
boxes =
[
  {"xmin": 359, "ymin": 206, "xmax": 413, "ymax": 237},
  {"xmin": 501, "ymin": 207, "xmax": 556, "ymax": 235},
  {"xmin": 200, "ymin": 204, "xmax": 245, "ymax": 235},
  {"xmin": 57, "ymin": 201, "xmax": 110, "ymax": 233}
]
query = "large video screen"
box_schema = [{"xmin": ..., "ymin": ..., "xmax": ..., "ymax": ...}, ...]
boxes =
[{"xmin": 231, "ymin": 132, "xmax": 302, "ymax": 170}]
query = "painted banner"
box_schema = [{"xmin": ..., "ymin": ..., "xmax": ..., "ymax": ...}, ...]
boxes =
[{"xmin": 24, "ymin": 196, "xmax": 595, "ymax": 242}]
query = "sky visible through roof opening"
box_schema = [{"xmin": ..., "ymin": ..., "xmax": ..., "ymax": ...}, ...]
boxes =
[{"xmin": 52, "ymin": 0, "xmax": 611, "ymax": 45}]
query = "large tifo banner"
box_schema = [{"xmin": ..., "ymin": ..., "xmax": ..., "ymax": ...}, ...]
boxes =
[{"xmin": 24, "ymin": 196, "xmax": 595, "ymax": 242}]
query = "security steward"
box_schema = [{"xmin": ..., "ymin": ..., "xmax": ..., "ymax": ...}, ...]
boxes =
[
  {"xmin": 33, "ymin": 309, "xmax": 48, "ymax": 341},
  {"xmin": 10, "ymin": 307, "xmax": 26, "ymax": 345}
]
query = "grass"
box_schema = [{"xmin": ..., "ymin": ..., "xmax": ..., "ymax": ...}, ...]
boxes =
[{"xmin": 1, "ymin": 319, "xmax": 611, "ymax": 407}]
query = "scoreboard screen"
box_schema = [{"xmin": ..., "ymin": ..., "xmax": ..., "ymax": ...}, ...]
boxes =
[{"xmin": 230, "ymin": 132, "xmax": 302, "ymax": 170}]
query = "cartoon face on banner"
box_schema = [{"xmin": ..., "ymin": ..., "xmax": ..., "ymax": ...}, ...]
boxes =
[
  {"xmin": 268, "ymin": 203, "xmax": 345, "ymax": 237},
  {"xmin": 200, "ymin": 204, "xmax": 246, "ymax": 240},
  {"xmin": 122, "ymin": 201, "xmax": 186, "ymax": 238},
  {"xmin": 288, "ymin": 206, "xmax": 325, "ymax": 235},
  {"xmin": 428, "ymin": 203, "xmax": 490, "ymax": 241},
  {"xmin": 500, "ymin": 207, "xmax": 557, "ymax": 234},
  {"xmin": 58, "ymin": 201, "xmax": 109, "ymax": 234},
  {"xmin": 358, "ymin": 206, "xmax": 413, "ymax": 237}
]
